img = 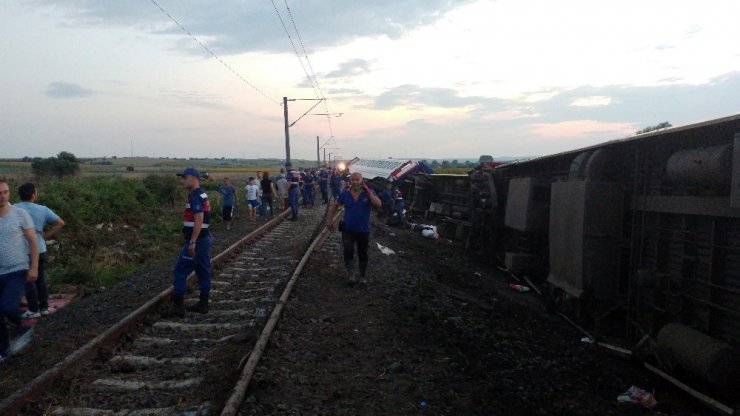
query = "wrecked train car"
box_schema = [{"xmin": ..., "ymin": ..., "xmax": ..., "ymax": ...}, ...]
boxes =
[{"xmin": 460, "ymin": 114, "xmax": 740, "ymax": 391}]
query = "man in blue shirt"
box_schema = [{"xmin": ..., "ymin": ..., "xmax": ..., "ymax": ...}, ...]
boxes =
[
  {"xmin": 326, "ymin": 172, "xmax": 381, "ymax": 285},
  {"xmin": 380, "ymin": 181, "xmax": 394, "ymax": 224},
  {"xmin": 285, "ymin": 163, "xmax": 300, "ymax": 220},
  {"xmin": 303, "ymin": 169, "xmax": 316, "ymax": 207},
  {"xmin": 329, "ymin": 169, "xmax": 342, "ymax": 201},
  {"xmin": 170, "ymin": 167, "xmax": 213, "ymax": 317},
  {"xmin": 0, "ymin": 178, "xmax": 38, "ymax": 362},
  {"xmin": 218, "ymin": 177, "xmax": 237, "ymax": 230},
  {"xmin": 15, "ymin": 183, "xmax": 65, "ymax": 318},
  {"xmin": 318, "ymin": 167, "xmax": 330, "ymax": 204}
]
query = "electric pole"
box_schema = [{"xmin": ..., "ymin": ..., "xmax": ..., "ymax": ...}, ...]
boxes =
[
  {"xmin": 316, "ymin": 136, "xmax": 320, "ymax": 168},
  {"xmin": 283, "ymin": 97, "xmax": 290, "ymax": 164},
  {"xmin": 282, "ymin": 97, "xmax": 325, "ymax": 165}
]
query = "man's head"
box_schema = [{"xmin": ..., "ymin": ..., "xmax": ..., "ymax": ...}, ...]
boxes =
[
  {"xmin": 280, "ymin": 168, "xmax": 285, "ymax": 173},
  {"xmin": 0, "ymin": 178, "xmax": 10, "ymax": 209},
  {"xmin": 385, "ymin": 181, "xmax": 392, "ymax": 189},
  {"xmin": 18, "ymin": 182, "xmax": 37, "ymax": 202},
  {"xmin": 176, "ymin": 167, "xmax": 201, "ymax": 190},
  {"xmin": 285, "ymin": 163, "xmax": 292, "ymax": 170},
  {"xmin": 350, "ymin": 172, "xmax": 364, "ymax": 190},
  {"xmin": 223, "ymin": 177, "xmax": 231, "ymax": 186}
]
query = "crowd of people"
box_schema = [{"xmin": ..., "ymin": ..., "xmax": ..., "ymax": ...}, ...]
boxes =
[{"xmin": 1, "ymin": 164, "xmax": 409, "ymax": 361}]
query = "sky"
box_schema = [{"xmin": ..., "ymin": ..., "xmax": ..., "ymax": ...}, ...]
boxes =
[{"xmin": 1, "ymin": 0, "xmax": 739, "ymax": 161}]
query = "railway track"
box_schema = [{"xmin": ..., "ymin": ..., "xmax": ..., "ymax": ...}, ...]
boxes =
[{"xmin": 1, "ymin": 205, "xmax": 336, "ymax": 415}]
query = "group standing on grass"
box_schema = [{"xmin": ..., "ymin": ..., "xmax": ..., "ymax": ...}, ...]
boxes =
[{"xmin": 0, "ymin": 179, "xmax": 66, "ymax": 364}]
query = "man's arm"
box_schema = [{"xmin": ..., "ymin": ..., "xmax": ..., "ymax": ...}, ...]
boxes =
[
  {"xmin": 364, "ymin": 184, "xmax": 382, "ymax": 208},
  {"xmin": 188, "ymin": 212, "xmax": 204, "ymax": 256},
  {"xmin": 23, "ymin": 228, "xmax": 39, "ymax": 282},
  {"xmin": 44, "ymin": 217, "xmax": 65, "ymax": 240}
]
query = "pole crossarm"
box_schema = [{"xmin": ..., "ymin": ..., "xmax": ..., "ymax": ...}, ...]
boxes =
[{"xmin": 288, "ymin": 98, "xmax": 325, "ymax": 127}]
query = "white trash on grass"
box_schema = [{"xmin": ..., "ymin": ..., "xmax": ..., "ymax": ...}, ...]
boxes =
[{"xmin": 376, "ymin": 243, "xmax": 396, "ymax": 255}]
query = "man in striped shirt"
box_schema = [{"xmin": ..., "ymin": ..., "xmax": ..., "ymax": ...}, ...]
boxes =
[{"xmin": 170, "ymin": 167, "xmax": 212, "ymax": 318}]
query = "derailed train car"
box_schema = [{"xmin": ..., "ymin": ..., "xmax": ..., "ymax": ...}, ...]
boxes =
[{"xmin": 462, "ymin": 114, "xmax": 740, "ymax": 393}]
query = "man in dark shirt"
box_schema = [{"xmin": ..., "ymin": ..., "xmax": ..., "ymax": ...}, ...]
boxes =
[
  {"xmin": 303, "ymin": 169, "xmax": 316, "ymax": 207},
  {"xmin": 318, "ymin": 167, "xmax": 330, "ymax": 204},
  {"xmin": 326, "ymin": 172, "xmax": 381, "ymax": 285},
  {"xmin": 218, "ymin": 177, "xmax": 237, "ymax": 230},
  {"xmin": 170, "ymin": 167, "xmax": 213, "ymax": 317},
  {"xmin": 329, "ymin": 169, "xmax": 342, "ymax": 201},
  {"xmin": 285, "ymin": 163, "xmax": 300, "ymax": 220}
]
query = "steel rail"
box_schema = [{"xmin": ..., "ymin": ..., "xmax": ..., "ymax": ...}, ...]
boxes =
[
  {"xmin": 221, "ymin": 210, "xmax": 342, "ymax": 415},
  {"xmin": 0, "ymin": 208, "xmax": 290, "ymax": 415}
]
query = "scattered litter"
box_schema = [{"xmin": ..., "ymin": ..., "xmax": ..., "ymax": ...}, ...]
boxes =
[
  {"xmin": 419, "ymin": 400, "xmax": 429, "ymax": 410},
  {"xmin": 473, "ymin": 272, "xmax": 482, "ymax": 278},
  {"xmin": 376, "ymin": 243, "xmax": 396, "ymax": 255},
  {"xmin": 508, "ymin": 283, "xmax": 531, "ymax": 292},
  {"xmin": 580, "ymin": 337, "xmax": 595, "ymax": 344},
  {"xmin": 9, "ymin": 327, "xmax": 35, "ymax": 356},
  {"xmin": 409, "ymin": 223, "xmax": 439, "ymax": 239},
  {"xmin": 421, "ymin": 226, "xmax": 438, "ymax": 239},
  {"xmin": 617, "ymin": 385, "xmax": 658, "ymax": 409}
]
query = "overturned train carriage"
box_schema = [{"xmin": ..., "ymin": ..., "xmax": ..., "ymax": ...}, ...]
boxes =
[{"xmin": 457, "ymin": 114, "xmax": 740, "ymax": 390}]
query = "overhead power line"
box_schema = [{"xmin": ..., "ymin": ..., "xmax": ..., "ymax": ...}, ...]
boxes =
[
  {"xmin": 283, "ymin": 0, "xmax": 335, "ymax": 138},
  {"xmin": 148, "ymin": 0, "xmax": 280, "ymax": 105},
  {"xmin": 271, "ymin": 0, "xmax": 337, "ymax": 140}
]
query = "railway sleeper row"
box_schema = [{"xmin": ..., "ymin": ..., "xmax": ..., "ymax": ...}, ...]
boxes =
[{"xmin": 37, "ymin": 206, "xmax": 327, "ymax": 415}]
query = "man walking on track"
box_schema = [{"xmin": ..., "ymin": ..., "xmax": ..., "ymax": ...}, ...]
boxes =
[
  {"xmin": 0, "ymin": 178, "xmax": 38, "ymax": 362},
  {"xmin": 15, "ymin": 182, "xmax": 65, "ymax": 319},
  {"xmin": 326, "ymin": 172, "xmax": 381, "ymax": 286},
  {"xmin": 285, "ymin": 162, "xmax": 301, "ymax": 220},
  {"xmin": 218, "ymin": 177, "xmax": 237, "ymax": 230},
  {"xmin": 170, "ymin": 167, "xmax": 212, "ymax": 318}
]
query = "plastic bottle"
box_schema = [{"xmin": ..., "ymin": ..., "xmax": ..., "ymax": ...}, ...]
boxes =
[{"xmin": 508, "ymin": 283, "xmax": 531, "ymax": 292}]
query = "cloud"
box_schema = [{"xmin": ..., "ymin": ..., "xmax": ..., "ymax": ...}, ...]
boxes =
[
  {"xmin": 30, "ymin": 0, "xmax": 477, "ymax": 54},
  {"xmin": 530, "ymin": 120, "xmax": 635, "ymax": 140},
  {"xmin": 45, "ymin": 81, "xmax": 94, "ymax": 98},
  {"xmin": 324, "ymin": 59, "xmax": 373, "ymax": 78},
  {"xmin": 570, "ymin": 96, "xmax": 612, "ymax": 107},
  {"xmin": 156, "ymin": 88, "xmax": 228, "ymax": 111},
  {"xmin": 374, "ymin": 84, "xmax": 485, "ymax": 110}
]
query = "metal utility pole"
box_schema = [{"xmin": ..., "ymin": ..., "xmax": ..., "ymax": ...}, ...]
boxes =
[
  {"xmin": 283, "ymin": 97, "xmax": 290, "ymax": 164},
  {"xmin": 316, "ymin": 136, "xmax": 320, "ymax": 168},
  {"xmin": 282, "ymin": 97, "xmax": 325, "ymax": 166},
  {"xmin": 323, "ymin": 148, "xmax": 326, "ymax": 166}
]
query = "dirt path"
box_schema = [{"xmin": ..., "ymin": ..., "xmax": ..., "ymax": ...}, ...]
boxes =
[{"xmin": 243, "ymin": 217, "xmax": 706, "ymax": 416}]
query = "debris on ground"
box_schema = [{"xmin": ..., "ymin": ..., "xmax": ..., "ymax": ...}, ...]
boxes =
[
  {"xmin": 508, "ymin": 283, "xmax": 531, "ymax": 292},
  {"xmin": 617, "ymin": 385, "xmax": 658, "ymax": 409},
  {"xmin": 376, "ymin": 242, "xmax": 396, "ymax": 255}
]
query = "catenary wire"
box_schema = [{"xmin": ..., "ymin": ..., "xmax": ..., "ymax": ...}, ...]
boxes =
[
  {"xmin": 283, "ymin": 0, "xmax": 335, "ymax": 140},
  {"xmin": 148, "ymin": 0, "xmax": 280, "ymax": 106}
]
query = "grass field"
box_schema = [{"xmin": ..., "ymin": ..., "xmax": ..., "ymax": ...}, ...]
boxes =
[{"xmin": 0, "ymin": 156, "xmax": 323, "ymax": 182}]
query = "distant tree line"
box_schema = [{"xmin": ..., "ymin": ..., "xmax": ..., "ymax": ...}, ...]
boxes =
[
  {"xmin": 31, "ymin": 151, "xmax": 80, "ymax": 178},
  {"xmin": 427, "ymin": 160, "xmax": 474, "ymax": 169}
]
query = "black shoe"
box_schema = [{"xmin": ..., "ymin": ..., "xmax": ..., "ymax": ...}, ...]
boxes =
[{"xmin": 186, "ymin": 302, "xmax": 209, "ymax": 314}]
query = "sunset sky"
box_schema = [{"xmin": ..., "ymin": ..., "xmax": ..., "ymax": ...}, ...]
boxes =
[{"xmin": 2, "ymin": 0, "xmax": 739, "ymax": 160}]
